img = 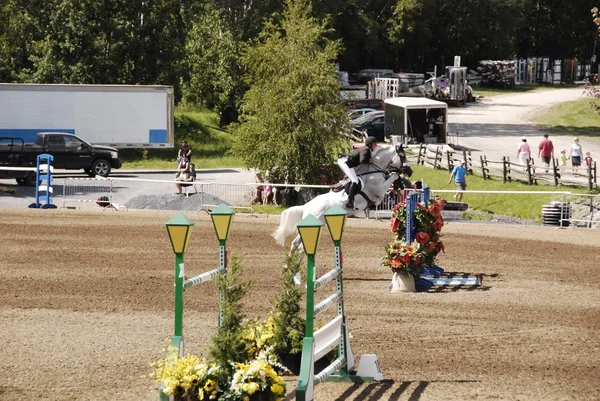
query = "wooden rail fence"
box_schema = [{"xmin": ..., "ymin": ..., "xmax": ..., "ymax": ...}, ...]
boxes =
[{"xmin": 410, "ymin": 144, "xmax": 597, "ymax": 190}]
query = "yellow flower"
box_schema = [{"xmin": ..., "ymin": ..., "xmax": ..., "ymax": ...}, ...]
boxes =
[
  {"xmin": 204, "ymin": 379, "xmax": 215, "ymax": 392},
  {"xmin": 163, "ymin": 386, "xmax": 174, "ymax": 396},
  {"xmin": 271, "ymin": 383, "xmax": 284, "ymax": 395},
  {"xmin": 198, "ymin": 388, "xmax": 204, "ymax": 400},
  {"xmin": 243, "ymin": 396, "xmax": 250, "ymax": 401},
  {"xmin": 247, "ymin": 381, "xmax": 260, "ymax": 394}
]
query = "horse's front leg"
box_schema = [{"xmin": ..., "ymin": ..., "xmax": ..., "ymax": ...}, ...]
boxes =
[{"xmin": 373, "ymin": 172, "xmax": 400, "ymax": 205}]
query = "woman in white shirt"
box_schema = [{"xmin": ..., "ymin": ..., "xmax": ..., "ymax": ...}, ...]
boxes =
[
  {"xmin": 568, "ymin": 137, "xmax": 583, "ymax": 172},
  {"xmin": 517, "ymin": 136, "xmax": 531, "ymax": 166}
]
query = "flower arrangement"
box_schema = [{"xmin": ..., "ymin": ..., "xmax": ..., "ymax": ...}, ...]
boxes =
[
  {"xmin": 383, "ymin": 197, "xmax": 445, "ymax": 277},
  {"xmin": 151, "ymin": 348, "xmax": 227, "ymax": 400},
  {"xmin": 243, "ymin": 318, "xmax": 276, "ymax": 361},
  {"xmin": 223, "ymin": 358, "xmax": 287, "ymax": 401}
]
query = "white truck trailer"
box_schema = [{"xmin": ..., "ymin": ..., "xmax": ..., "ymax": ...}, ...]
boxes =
[
  {"xmin": 0, "ymin": 83, "xmax": 174, "ymax": 148},
  {"xmin": 384, "ymin": 97, "xmax": 448, "ymax": 144}
]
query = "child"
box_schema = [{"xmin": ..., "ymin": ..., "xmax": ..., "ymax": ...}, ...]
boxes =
[
  {"xmin": 560, "ymin": 149, "xmax": 567, "ymax": 166},
  {"xmin": 585, "ymin": 152, "xmax": 593, "ymax": 166}
]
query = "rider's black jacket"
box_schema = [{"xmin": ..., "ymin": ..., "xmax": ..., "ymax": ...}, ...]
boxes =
[{"xmin": 343, "ymin": 146, "xmax": 371, "ymax": 168}]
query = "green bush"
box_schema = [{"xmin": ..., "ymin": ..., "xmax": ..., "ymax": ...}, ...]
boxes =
[{"xmin": 210, "ymin": 254, "xmax": 254, "ymax": 374}]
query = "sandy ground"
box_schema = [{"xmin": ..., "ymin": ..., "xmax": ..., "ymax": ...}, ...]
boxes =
[{"xmin": 1, "ymin": 208, "xmax": 599, "ymax": 401}]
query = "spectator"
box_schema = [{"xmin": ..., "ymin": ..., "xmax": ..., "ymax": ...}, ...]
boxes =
[
  {"xmin": 176, "ymin": 163, "xmax": 196, "ymax": 195},
  {"xmin": 538, "ymin": 134, "xmax": 554, "ymax": 172},
  {"xmin": 517, "ymin": 136, "xmax": 531, "ymax": 167},
  {"xmin": 568, "ymin": 137, "xmax": 583, "ymax": 173},
  {"xmin": 174, "ymin": 158, "xmax": 190, "ymax": 195},
  {"xmin": 560, "ymin": 149, "xmax": 567, "ymax": 166},
  {"xmin": 252, "ymin": 173, "xmax": 265, "ymax": 205},
  {"xmin": 177, "ymin": 140, "xmax": 192, "ymax": 163},
  {"xmin": 448, "ymin": 159, "xmax": 467, "ymax": 201},
  {"xmin": 585, "ymin": 152, "xmax": 593, "ymax": 167},
  {"xmin": 263, "ymin": 184, "xmax": 275, "ymax": 205}
]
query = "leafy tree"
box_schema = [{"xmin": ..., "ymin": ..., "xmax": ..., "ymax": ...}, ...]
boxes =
[
  {"xmin": 515, "ymin": 0, "xmax": 596, "ymax": 59},
  {"xmin": 387, "ymin": 0, "xmax": 523, "ymax": 71},
  {"xmin": 233, "ymin": 0, "xmax": 349, "ymax": 185},
  {"xmin": 584, "ymin": 7, "xmax": 600, "ymax": 114},
  {"xmin": 183, "ymin": 4, "xmax": 247, "ymax": 125}
]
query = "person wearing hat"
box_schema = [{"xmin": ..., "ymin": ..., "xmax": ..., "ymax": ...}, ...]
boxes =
[
  {"xmin": 517, "ymin": 136, "xmax": 531, "ymax": 167},
  {"xmin": 337, "ymin": 136, "xmax": 378, "ymax": 210},
  {"xmin": 448, "ymin": 159, "xmax": 467, "ymax": 201},
  {"xmin": 568, "ymin": 137, "xmax": 583, "ymax": 173}
]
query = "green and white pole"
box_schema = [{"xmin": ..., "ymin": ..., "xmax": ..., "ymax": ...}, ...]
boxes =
[
  {"xmin": 173, "ymin": 251, "xmax": 184, "ymax": 354},
  {"xmin": 324, "ymin": 205, "xmax": 355, "ymax": 376},
  {"xmin": 165, "ymin": 213, "xmax": 195, "ymax": 357},
  {"xmin": 218, "ymin": 238, "xmax": 226, "ymax": 327},
  {"xmin": 295, "ymin": 214, "xmax": 323, "ymax": 401},
  {"xmin": 210, "ymin": 203, "xmax": 235, "ymax": 328}
]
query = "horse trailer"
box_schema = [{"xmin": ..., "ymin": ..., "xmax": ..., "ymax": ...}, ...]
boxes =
[{"xmin": 384, "ymin": 97, "xmax": 448, "ymax": 144}]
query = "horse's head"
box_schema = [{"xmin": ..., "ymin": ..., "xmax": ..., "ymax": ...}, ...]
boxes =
[{"xmin": 372, "ymin": 144, "xmax": 412, "ymax": 177}]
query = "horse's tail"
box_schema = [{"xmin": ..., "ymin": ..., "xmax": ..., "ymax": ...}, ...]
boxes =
[{"xmin": 273, "ymin": 206, "xmax": 305, "ymax": 246}]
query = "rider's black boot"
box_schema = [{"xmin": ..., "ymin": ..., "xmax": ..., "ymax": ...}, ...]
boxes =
[{"xmin": 345, "ymin": 182, "xmax": 359, "ymax": 209}]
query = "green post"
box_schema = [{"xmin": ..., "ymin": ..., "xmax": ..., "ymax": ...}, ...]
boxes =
[
  {"xmin": 218, "ymin": 239, "xmax": 226, "ymax": 327},
  {"xmin": 295, "ymin": 214, "xmax": 323, "ymax": 401},
  {"xmin": 171, "ymin": 252, "xmax": 185, "ymax": 357},
  {"xmin": 305, "ymin": 253, "xmax": 315, "ymax": 336},
  {"xmin": 334, "ymin": 241, "xmax": 345, "ymax": 358},
  {"xmin": 174, "ymin": 252, "xmax": 184, "ymax": 338}
]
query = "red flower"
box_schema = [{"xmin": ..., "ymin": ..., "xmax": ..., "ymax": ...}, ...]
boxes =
[
  {"xmin": 428, "ymin": 202, "xmax": 441, "ymax": 217},
  {"xmin": 400, "ymin": 254, "xmax": 411, "ymax": 265},
  {"xmin": 415, "ymin": 231, "xmax": 430, "ymax": 244},
  {"xmin": 433, "ymin": 216, "xmax": 444, "ymax": 232},
  {"xmin": 390, "ymin": 217, "xmax": 401, "ymax": 232}
]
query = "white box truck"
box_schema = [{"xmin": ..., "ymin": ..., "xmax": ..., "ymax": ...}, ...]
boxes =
[
  {"xmin": 384, "ymin": 97, "xmax": 448, "ymax": 144},
  {"xmin": 0, "ymin": 83, "xmax": 174, "ymax": 148}
]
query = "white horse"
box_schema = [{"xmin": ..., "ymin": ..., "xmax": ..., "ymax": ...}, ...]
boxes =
[{"xmin": 273, "ymin": 144, "xmax": 412, "ymax": 250}]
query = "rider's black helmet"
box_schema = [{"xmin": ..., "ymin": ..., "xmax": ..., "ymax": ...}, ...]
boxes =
[{"xmin": 365, "ymin": 136, "xmax": 377, "ymax": 146}]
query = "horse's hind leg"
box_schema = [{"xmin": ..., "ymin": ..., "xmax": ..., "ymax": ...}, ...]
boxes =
[{"xmin": 290, "ymin": 234, "xmax": 304, "ymax": 254}]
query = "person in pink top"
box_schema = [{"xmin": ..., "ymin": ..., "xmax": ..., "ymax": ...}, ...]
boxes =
[
  {"xmin": 517, "ymin": 136, "xmax": 531, "ymax": 167},
  {"xmin": 537, "ymin": 134, "xmax": 554, "ymax": 171}
]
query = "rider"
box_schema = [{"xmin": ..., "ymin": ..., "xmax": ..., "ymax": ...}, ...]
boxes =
[{"xmin": 337, "ymin": 136, "xmax": 378, "ymax": 210}]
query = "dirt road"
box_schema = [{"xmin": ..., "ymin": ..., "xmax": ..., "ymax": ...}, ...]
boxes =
[
  {"xmin": 1, "ymin": 208, "xmax": 599, "ymax": 401},
  {"xmin": 449, "ymin": 88, "xmax": 600, "ymax": 163}
]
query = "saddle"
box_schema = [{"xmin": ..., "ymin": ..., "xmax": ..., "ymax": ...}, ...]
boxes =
[{"xmin": 331, "ymin": 178, "xmax": 362, "ymax": 194}]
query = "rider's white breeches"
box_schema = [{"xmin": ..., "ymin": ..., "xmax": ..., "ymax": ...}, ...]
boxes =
[{"xmin": 337, "ymin": 157, "xmax": 359, "ymax": 184}]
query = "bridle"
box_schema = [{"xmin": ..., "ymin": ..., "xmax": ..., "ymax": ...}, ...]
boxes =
[{"xmin": 357, "ymin": 145, "xmax": 406, "ymax": 177}]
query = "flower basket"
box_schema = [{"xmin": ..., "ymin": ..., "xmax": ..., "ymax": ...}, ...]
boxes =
[
  {"xmin": 383, "ymin": 197, "xmax": 446, "ymax": 286},
  {"xmin": 390, "ymin": 269, "xmax": 416, "ymax": 293}
]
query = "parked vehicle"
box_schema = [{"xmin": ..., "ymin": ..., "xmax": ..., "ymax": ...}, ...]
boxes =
[
  {"xmin": 352, "ymin": 111, "xmax": 385, "ymax": 141},
  {"xmin": 0, "ymin": 83, "xmax": 174, "ymax": 149},
  {"xmin": 0, "ymin": 132, "xmax": 122, "ymax": 185},
  {"xmin": 384, "ymin": 97, "xmax": 448, "ymax": 144},
  {"xmin": 347, "ymin": 108, "xmax": 377, "ymax": 120},
  {"xmin": 343, "ymin": 98, "xmax": 385, "ymax": 111}
]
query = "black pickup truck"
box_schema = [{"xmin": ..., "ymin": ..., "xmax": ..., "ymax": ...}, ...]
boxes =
[{"xmin": 0, "ymin": 132, "xmax": 122, "ymax": 185}]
